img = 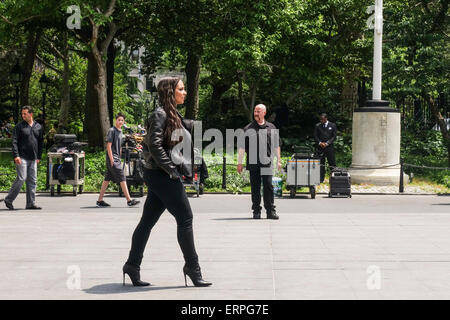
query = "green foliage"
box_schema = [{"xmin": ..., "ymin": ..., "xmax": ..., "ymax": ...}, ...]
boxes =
[
  {"xmin": 334, "ymin": 133, "xmax": 353, "ymax": 168},
  {"xmin": 1, "ymin": 0, "xmax": 449, "ymax": 188},
  {"xmin": 113, "ymin": 72, "xmax": 136, "ymax": 124},
  {"xmin": 0, "ymin": 138, "xmax": 12, "ymax": 148},
  {"xmin": 384, "ymin": 0, "xmax": 449, "ymax": 99},
  {"xmin": 402, "ymin": 126, "xmax": 446, "ymax": 158},
  {"xmin": 442, "ymin": 175, "xmax": 450, "ymax": 188},
  {"xmin": 401, "ymin": 124, "xmax": 449, "ymax": 187}
]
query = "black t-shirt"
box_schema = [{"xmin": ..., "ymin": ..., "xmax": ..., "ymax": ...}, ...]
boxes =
[
  {"xmin": 105, "ymin": 126, "xmax": 123, "ymax": 161},
  {"xmin": 243, "ymin": 120, "xmax": 280, "ymax": 170}
]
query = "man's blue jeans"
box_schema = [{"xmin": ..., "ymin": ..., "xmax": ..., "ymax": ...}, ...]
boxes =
[{"xmin": 5, "ymin": 159, "xmax": 37, "ymax": 207}]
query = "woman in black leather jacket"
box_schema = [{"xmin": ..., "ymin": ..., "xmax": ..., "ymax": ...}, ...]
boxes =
[{"xmin": 123, "ymin": 77, "xmax": 211, "ymax": 287}]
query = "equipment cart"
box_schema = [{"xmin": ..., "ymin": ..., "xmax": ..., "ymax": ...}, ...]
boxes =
[
  {"xmin": 118, "ymin": 130, "xmax": 145, "ymax": 198},
  {"xmin": 285, "ymin": 147, "xmax": 321, "ymax": 199},
  {"xmin": 48, "ymin": 151, "xmax": 85, "ymax": 196},
  {"xmin": 182, "ymin": 148, "xmax": 204, "ymax": 197},
  {"xmin": 119, "ymin": 153, "xmax": 145, "ymax": 198}
]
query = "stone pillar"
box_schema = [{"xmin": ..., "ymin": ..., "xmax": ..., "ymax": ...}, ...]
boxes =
[
  {"xmin": 349, "ymin": 100, "xmax": 409, "ymax": 185},
  {"xmin": 349, "ymin": 1, "xmax": 408, "ymax": 186}
]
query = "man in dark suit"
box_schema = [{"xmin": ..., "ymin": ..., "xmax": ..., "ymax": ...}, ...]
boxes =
[{"xmin": 314, "ymin": 113, "xmax": 337, "ymax": 182}]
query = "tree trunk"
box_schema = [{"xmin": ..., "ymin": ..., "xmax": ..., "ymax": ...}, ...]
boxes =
[
  {"xmin": 237, "ymin": 75, "xmax": 254, "ymax": 122},
  {"xmin": 250, "ymin": 84, "xmax": 256, "ymax": 117},
  {"xmin": 93, "ymin": 51, "xmax": 111, "ymax": 148},
  {"xmin": 106, "ymin": 43, "xmax": 117, "ymax": 126},
  {"xmin": 20, "ymin": 29, "xmax": 42, "ymax": 107},
  {"xmin": 210, "ymin": 79, "xmax": 232, "ymax": 114},
  {"xmin": 414, "ymin": 98, "xmax": 422, "ymax": 123},
  {"xmin": 85, "ymin": 26, "xmax": 116, "ymax": 147},
  {"xmin": 184, "ymin": 52, "xmax": 201, "ymax": 119},
  {"xmin": 341, "ymin": 69, "xmax": 359, "ymax": 118},
  {"xmin": 85, "ymin": 52, "xmax": 106, "ymax": 148},
  {"xmin": 82, "ymin": 0, "xmax": 117, "ymax": 147},
  {"xmin": 58, "ymin": 32, "xmax": 71, "ymax": 133}
]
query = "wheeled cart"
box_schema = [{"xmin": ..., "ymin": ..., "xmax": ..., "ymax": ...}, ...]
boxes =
[
  {"xmin": 118, "ymin": 143, "xmax": 145, "ymax": 198},
  {"xmin": 285, "ymin": 153, "xmax": 321, "ymax": 199},
  {"xmin": 48, "ymin": 152, "xmax": 85, "ymax": 196},
  {"xmin": 182, "ymin": 149, "xmax": 204, "ymax": 197}
]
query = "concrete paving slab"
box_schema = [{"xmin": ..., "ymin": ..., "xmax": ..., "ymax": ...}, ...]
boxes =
[{"xmin": 0, "ymin": 193, "xmax": 449, "ymax": 299}]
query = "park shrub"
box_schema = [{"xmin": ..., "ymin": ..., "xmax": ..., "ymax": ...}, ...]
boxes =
[
  {"xmin": 0, "ymin": 136, "xmax": 448, "ymax": 193},
  {"xmin": 401, "ymin": 125, "xmax": 448, "ymax": 186},
  {"xmin": 0, "ymin": 138, "xmax": 11, "ymax": 148}
]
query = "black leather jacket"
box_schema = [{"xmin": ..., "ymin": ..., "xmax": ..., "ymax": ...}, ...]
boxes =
[{"xmin": 143, "ymin": 106, "xmax": 194, "ymax": 179}]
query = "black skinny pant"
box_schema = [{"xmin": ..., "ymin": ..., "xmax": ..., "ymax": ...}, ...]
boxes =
[
  {"xmin": 126, "ymin": 169, "xmax": 199, "ymax": 268},
  {"xmin": 249, "ymin": 169, "xmax": 275, "ymax": 213},
  {"xmin": 319, "ymin": 145, "xmax": 336, "ymax": 182}
]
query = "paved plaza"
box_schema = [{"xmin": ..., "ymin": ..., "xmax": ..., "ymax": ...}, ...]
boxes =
[{"xmin": 0, "ymin": 192, "xmax": 449, "ymax": 300}]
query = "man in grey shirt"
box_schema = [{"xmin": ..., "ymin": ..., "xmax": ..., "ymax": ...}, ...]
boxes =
[{"xmin": 96, "ymin": 113, "xmax": 139, "ymax": 207}]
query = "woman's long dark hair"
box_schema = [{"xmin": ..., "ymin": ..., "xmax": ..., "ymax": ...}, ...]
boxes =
[{"xmin": 157, "ymin": 77, "xmax": 183, "ymax": 148}]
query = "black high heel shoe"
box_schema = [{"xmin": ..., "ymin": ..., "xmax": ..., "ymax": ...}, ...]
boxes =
[
  {"xmin": 122, "ymin": 263, "xmax": 150, "ymax": 287},
  {"xmin": 183, "ymin": 264, "xmax": 212, "ymax": 287}
]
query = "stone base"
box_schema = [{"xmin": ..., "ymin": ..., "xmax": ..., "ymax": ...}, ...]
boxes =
[{"xmin": 348, "ymin": 167, "xmax": 410, "ymax": 186}]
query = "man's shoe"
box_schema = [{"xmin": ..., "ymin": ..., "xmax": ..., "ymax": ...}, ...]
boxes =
[
  {"xmin": 4, "ymin": 200, "xmax": 14, "ymax": 210},
  {"xmin": 253, "ymin": 212, "xmax": 261, "ymax": 219},
  {"xmin": 26, "ymin": 205, "xmax": 42, "ymax": 210},
  {"xmin": 127, "ymin": 199, "xmax": 140, "ymax": 207},
  {"xmin": 96, "ymin": 200, "xmax": 111, "ymax": 207},
  {"xmin": 267, "ymin": 211, "xmax": 279, "ymax": 220}
]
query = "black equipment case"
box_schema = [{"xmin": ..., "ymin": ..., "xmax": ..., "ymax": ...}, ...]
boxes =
[{"xmin": 329, "ymin": 168, "xmax": 351, "ymax": 198}]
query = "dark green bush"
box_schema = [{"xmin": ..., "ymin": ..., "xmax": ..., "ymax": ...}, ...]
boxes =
[
  {"xmin": 1, "ymin": 132, "xmax": 448, "ymax": 193},
  {"xmin": 401, "ymin": 126, "xmax": 449, "ymax": 187},
  {"xmin": 0, "ymin": 138, "xmax": 12, "ymax": 148}
]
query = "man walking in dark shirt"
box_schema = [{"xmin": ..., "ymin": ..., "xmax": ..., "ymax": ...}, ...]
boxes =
[
  {"xmin": 96, "ymin": 113, "xmax": 140, "ymax": 207},
  {"xmin": 237, "ymin": 104, "xmax": 281, "ymax": 220},
  {"xmin": 314, "ymin": 113, "xmax": 337, "ymax": 182},
  {"xmin": 3, "ymin": 106, "xmax": 43, "ymax": 210}
]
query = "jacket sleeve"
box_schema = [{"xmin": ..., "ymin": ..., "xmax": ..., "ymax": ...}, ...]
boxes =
[
  {"xmin": 327, "ymin": 124, "xmax": 337, "ymax": 145},
  {"xmin": 313, "ymin": 124, "xmax": 320, "ymax": 145},
  {"xmin": 11, "ymin": 125, "xmax": 19, "ymax": 159},
  {"xmin": 145, "ymin": 109, "xmax": 179, "ymax": 179}
]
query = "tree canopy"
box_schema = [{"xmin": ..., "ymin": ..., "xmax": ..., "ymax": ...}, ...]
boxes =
[{"xmin": 0, "ymin": 0, "xmax": 448, "ymax": 160}]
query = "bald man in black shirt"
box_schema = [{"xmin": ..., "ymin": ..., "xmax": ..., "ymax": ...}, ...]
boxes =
[{"xmin": 238, "ymin": 104, "xmax": 281, "ymax": 220}]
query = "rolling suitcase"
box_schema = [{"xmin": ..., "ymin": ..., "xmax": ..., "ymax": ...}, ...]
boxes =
[{"xmin": 329, "ymin": 168, "xmax": 351, "ymax": 198}]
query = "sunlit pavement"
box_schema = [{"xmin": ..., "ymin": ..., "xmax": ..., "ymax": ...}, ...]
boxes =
[{"xmin": 0, "ymin": 193, "xmax": 449, "ymax": 300}]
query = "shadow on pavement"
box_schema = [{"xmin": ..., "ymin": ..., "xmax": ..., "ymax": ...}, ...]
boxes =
[
  {"xmin": 83, "ymin": 283, "xmax": 185, "ymax": 295},
  {"xmin": 38, "ymin": 194, "xmax": 77, "ymax": 197},
  {"xmin": 212, "ymin": 217, "xmax": 257, "ymax": 221},
  {"xmin": 283, "ymin": 196, "xmax": 314, "ymax": 199},
  {"xmin": 79, "ymin": 206, "xmax": 139, "ymax": 209}
]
